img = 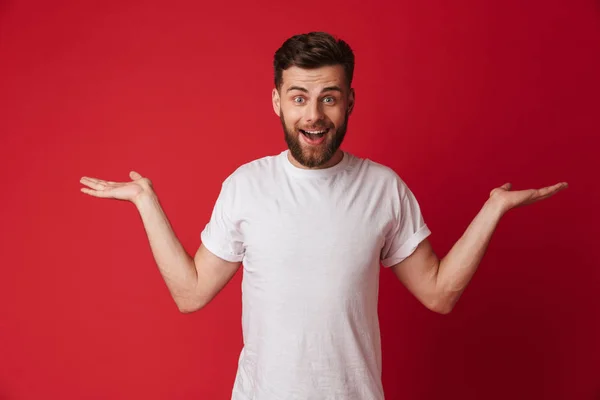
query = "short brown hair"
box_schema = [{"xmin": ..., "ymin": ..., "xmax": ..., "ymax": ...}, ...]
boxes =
[{"xmin": 273, "ymin": 32, "xmax": 355, "ymax": 90}]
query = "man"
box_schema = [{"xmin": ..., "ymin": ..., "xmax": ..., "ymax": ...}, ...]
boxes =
[{"xmin": 80, "ymin": 32, "xmax": 567, "ymax": 399}]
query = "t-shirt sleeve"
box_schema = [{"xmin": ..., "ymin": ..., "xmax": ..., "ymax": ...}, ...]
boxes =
[
  {"xmin": 200, "ymin": 176, "xmax": 245, "ymax": 263},
  {"xmin": 380, "ymin": 177, "xmax": 431, "ymax": 267}
]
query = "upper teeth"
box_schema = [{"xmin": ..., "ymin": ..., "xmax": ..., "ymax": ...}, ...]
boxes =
[{"xmin": 305, "ymin": 130, "xmax": 326, "ymax": 134}]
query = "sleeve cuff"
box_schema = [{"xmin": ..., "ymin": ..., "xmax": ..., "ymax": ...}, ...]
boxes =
[
  {"xmin": 200, "ymin": 230, "xmax": 245, "ymax": 263},
  {"xmin": 381, "ymin": 224, "xmax": 431, "ymax": 267}
]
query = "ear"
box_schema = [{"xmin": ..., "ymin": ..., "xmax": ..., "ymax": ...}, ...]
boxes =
[
  {"xmin": 347, "ymin": 88, "xmax": 355, "ymax": 116},
  {"xmin": 272, "ymin": 88, "xmax": 281, "ymax": 117}
]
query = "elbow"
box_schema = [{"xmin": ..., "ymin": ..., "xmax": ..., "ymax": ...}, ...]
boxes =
[
  {"xmin": 177, "ymin": 303, "xmax": 201, "ymax": 314},
  {"xmin": 427, "ymin": 295, "xmax": 455, "ymax": 315},
  {"xmin": 431, "ymin": 302, "xmax": 453, "ymax": 315},
  {"xmin": 175, "ymin": 297, "xmax": 208, "ymax": 314}
]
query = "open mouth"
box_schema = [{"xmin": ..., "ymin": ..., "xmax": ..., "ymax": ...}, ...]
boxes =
[{"xmin": 300, "ymin": 128, "xmax": 329, "ymax": 139}]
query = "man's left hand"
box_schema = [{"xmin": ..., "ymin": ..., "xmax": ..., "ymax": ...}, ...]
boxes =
[{"xmin": 489, "ymin": 181, "xmax": 569, "ymax": 215}]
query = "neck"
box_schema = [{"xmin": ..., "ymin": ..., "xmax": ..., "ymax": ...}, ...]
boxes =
[{"xmin": 287, "ymin": 149, "xmax": 344, "ymax": 170}]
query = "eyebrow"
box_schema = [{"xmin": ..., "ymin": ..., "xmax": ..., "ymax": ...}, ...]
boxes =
[{"xmin": 286, "ymin": 85, "xmax": 343, "ymax": 94}]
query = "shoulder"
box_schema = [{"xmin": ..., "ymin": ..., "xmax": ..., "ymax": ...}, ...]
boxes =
[
  {"xmin": 221, "ymin": 151, "xmax": 284, "ymax": 190},
  {"xmin": 361, "ymin": 157, "xmax": 400, "ymax": 178},
  {"xmin": 348, "ymin": 153, "xmax": 409, "ymax": 192}
]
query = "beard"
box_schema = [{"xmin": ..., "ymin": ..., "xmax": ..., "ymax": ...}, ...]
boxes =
[{"xmin": 280, "ymin": 110, "xmax": 349, "ymax": 169}]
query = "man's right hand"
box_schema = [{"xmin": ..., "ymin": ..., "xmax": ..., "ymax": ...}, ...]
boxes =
[
  {"xmin": 79, "ymin": 169, "xmax": 241, "ymax": 312},
  {"xmin": 80, "ymin": 171, "xmax": 153, "ymax": 206}
]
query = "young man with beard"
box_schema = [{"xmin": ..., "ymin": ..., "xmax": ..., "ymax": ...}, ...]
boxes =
[{"xmin": 80, "ymin": 32, "xmax": 568, "ymax": 399}]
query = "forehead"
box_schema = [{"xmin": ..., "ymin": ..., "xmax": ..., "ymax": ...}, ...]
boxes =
[{"xmin": 281, "ymin": 65, "xmax": 347, "ymax": 91}]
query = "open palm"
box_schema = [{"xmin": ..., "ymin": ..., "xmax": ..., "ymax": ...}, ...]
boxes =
[
  {"xmin": 80, "ymin": 171, "xmax": 152, "ymax": 204},
  {"xmin": 489, "ymin": 181, "xmax": 568, "ymax": 212}
]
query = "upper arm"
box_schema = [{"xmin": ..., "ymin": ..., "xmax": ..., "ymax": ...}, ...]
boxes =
[
  {"xmin": 190, "ymin": 174, "xmax": 245, "ymax": 310},
  {"xmin": 191, "ymin": 243, "xmax": 241, "ymax": 309},
  {"xmin": 389, "ymin": 238, "xmax": 441, "ymax": 311},
  {"xmin": 377, "ymin": 173, "xmax": 439, "ymax": 310}
]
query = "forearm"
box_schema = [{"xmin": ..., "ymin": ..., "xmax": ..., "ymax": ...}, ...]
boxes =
[
  {"xmin": 435, "ymin": 198, "xmax": 505, "ymax": 311},
  {"xmin": 134, "ymin": 192, "xmax": 198, "ymax": 305}
]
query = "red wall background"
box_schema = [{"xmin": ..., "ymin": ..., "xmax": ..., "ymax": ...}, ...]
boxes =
[{"xmin": 1, "ymin": 0, "xmax": 598, "ymax": 399}]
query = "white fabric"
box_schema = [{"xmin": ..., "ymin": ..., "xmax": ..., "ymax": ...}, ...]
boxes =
[{"xmin": 201, "ymin": 150, "xmax": 431, "ymax": 400}]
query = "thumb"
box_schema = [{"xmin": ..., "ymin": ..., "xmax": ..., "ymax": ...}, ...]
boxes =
[
  {"xmin": 490, "ymin": 182, "xmax": 512, "ymax": 197},
  {"xmin": 129, "ymin": 171, "xmax": 142, "ymax": 180}
]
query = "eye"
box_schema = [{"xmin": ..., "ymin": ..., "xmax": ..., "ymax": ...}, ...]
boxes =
[
  {"xmin": 293, "ymin": 97, "xmax": 305, "ymax": 104},
  {"xmin": 323, "ymin": 96, "xmax": 335, "ymax": 104}
]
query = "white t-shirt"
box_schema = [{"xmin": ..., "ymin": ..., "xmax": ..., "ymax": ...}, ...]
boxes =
[{"xmin": 201, "ymin": 149, "xmax": 431, "ymax": 400}]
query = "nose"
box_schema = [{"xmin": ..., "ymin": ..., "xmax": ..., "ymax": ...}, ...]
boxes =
[{"xmin": 305, "ymin": 100, "xmax": 324, "ymax": 124}]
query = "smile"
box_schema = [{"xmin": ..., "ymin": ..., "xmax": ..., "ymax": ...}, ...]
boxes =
[{"xmin": 300, "ymin": 128, "xmax": 329, "ymax": 138}]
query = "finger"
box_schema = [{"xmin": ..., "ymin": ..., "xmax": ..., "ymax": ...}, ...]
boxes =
[
  {"xmin": 80, "ymin": 177, "xmax": 113, "ymax": 188},
  {"xmin": 80, "ymin": 176, "xmax": 103, "ymax": 184},
  {"xmin": 129, "ymin": 171, "xmax": 142, "ymax": 180},
  {"xmin": 528, "ymin": 183, "xmax": 568, "ymax": 203},
  {"xmin": 82, "ymin": 176, "xmax": 127, "ymax": 188},
  {"xmin": 501, "ymin": 183, "xmax": 512, "ymax": 191},
  {"xmin": 80, "ymin": 187, "xmax": 113, "ymax": 198},
  {"xmin": 80, "ymin": 178, "xmax": 109, "ymax": 191},
  {"xmin": 537, "ymin": 182, "xmax": 568, "ymax": 197},
  {"xmin": 555, "ymin": 182, "xmax": 569, "ymax": 190}
]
